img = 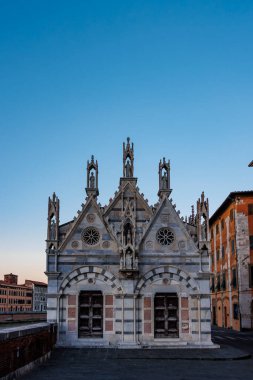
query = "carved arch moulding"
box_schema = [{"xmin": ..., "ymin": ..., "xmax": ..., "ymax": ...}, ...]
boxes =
[
  {"xmin": 134, "ymin": 265, "xmax": 199, "ymax": 295},
  {"xmin": 59, "ymin": 266, "xmax": 124, "ymax": 294}
]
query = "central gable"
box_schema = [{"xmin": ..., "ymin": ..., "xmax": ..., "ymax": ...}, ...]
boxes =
[{"xmin": 103, "ymin": 180, "xmax": 153, "ymax": 247}]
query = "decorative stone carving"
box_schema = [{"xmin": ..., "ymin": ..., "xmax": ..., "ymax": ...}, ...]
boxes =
[
  {"xmin": 123, "ymin": 137, "xmax": 134, "ymax": 178},
  {"xmin": 161, "ymin": 214, "xmax": 170, "ymax": 223},
  {"xmin": 86, "ymin": 155, "xmax": 99, "ymax": 198},
  {"xmin": 86, "ymin": 213, "xmax": 96, "ymax": 224},
  {"xmin": 102, "ymin": 241, "xmax": 110, "ymax": 249},
  {"xmin": 156, "ymin": 227, "xmax": 174, "ymax": 246},
  {"xmin": 71, "ymin": 241, "xmax": 79, "ymax": 249},
  {"xmin": 50, "ymin": 219, "xmax": 56, "ymax": 240},
  {"xmin": 178, "ymin": 240, "xmax": 186, "ymax": 250},
  {"xmin": 145, "ymin": 241, "xmax": 154, "ymax": 250},
  {"xmin": 81, "ymin": 227, "xmax": 100, "ymax": 245},
  {"xmin": 162, "ymin": 278, "xmax": 171, "ymax": 285},
  {"xmin": 89, "ymin": 172, "xmax": 95, "ymax": 188}
]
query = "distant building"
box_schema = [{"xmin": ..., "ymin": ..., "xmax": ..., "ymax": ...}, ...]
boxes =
[
  {"xmin": 210, "ymin": 191, "xmax": 253, "ymax": 330},
  {"xmin": 25, "ymin": 280, "xmax": 47, "ymax": 312},
  {"xmin": 0, "ymin": 274, "xmax": 47, "ymax": 313},
  {"xmin": 0, "ymin": 274, "xmax": 33, "ymax": 312},
  {"xmin": 46, "ymin": 138, "xmax": 214, "ymax": 348}
]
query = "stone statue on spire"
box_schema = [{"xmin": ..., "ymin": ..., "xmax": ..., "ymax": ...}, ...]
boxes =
[
  {"xmin": 86, "ymin": 155, "xmax": 99, "ymax": 198},
  {"xmin": 123, "ymin": 137, "xmax": 134, "ymax": 178}
]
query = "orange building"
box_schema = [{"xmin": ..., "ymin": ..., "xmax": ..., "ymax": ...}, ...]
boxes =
[
  {"xmin": 0, "ymin": 274, "xmax": 33, "ymax": 312},
  {"xmin": 209, "ymin": 191, "xmax": 253, "ymax": 330}
]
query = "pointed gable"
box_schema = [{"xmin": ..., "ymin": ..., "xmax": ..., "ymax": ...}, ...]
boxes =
[
  {"xmin": 103, "ymin": 179, "xmax": 153, "ymax": 247},
  {"xmin": 59, "ymin": 197, "xmax": 118, "ymax": 253},
  {"xmin": 140, "ymin": 197, "xmax": 198, "ymax": 254}
]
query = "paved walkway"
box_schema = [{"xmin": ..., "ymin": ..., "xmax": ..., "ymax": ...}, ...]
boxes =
[{"xmin": 21, "ymin": 347, "xmax": 253, "ymax": 380}]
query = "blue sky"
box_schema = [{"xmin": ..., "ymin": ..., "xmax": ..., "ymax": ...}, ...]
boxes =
[{"xmin": 0, "ymin": 0, "xmax": 253, "ymax": 283}]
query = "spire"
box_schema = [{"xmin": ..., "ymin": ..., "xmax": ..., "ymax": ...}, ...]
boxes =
[
  {"xmin": 86, "ymin": 155, "xmax": 99, "ymax": 198},
  {"xmin": 47, "ymin": 192, "xmax": 60, "ymax": 251},
  {"xmin": 196, "ymin": 191, "xmax": 210, "ymax": 251},
  {"xmin": 123, "ymin": 137, "xmax": 134, "ymax": 178},
  {"xmin": 158, "ymin": 157, "xmax": 172, "ymax": 199}
]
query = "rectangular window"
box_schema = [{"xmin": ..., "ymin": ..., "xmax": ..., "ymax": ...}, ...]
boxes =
[
  {"xmin": 216, "ymin": 274, "xmax": 221, "ymax": 291},
  {"xmin": 250, "ymin": 236, "xmax": 253, "ymax": 250},
  {"xmin": 221, "ymin": 272, "xmax": 226, "ymax": 290},
  {"xmin": 78, "ymin": 291, "xmax": 103, "ymax": 338},
  {"xmin": 249, "ymin": 265, "xmax": 253, "ymax": 288},
  {"xmin": 248, "ymin": 204, "xmax": 253, "ymax": 215},
  {"xmin": 233, "ymin": 304, "xmax": 239, "ymax": 320},
  {"xmin": 221, "ymin": 219, "xmax": 225, "ymax": 230},
  {"xmin": 231, "ymin": 268, "xmax": 237, "ymax": 289},
  {"xmin": 216, "ymin": 224, "xmax": 219, "ymax": 234},
  {"xmin": 211, "ymin": 229, "xmax": 214, "ymax": 239},
  {"xmin": 216, "ymin": 249, "xmax": 220, "ymax": 262},
  {"xmin": 230, "ymin": 209, "xmax": 234, "ymax": 221},
  {"xmin": 222, "ymin": 245, "xmax": 225, "ymax": 259},
  {"xmin": 231, "ymin": 239, "xmax": 235, "ymax": 255},
  {"xmin": 210, "ymin": 277, "xmax": 215, "ymax": 292}
]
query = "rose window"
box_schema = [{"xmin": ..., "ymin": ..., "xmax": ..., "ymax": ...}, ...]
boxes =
[
  {"xmin": 156, "ymin": 228, "xmax": 174, "ymax": 246},
  {"xmin": 82, "ymin": 227, "xmax": 100, "ymax": 245}
]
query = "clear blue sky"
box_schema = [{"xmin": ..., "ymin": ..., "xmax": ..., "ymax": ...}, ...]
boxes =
[{"xmin": 0, "ymin": 0, "xmax": 252, "ymax": 283}]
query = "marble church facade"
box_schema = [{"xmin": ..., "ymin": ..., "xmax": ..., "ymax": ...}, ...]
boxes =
[{"xmin": 46, "ymin": 138, "xmax": 214, "ymax": 348}]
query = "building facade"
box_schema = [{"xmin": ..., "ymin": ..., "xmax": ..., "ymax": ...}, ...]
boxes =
[
  {"xmin": 25, "ymin": 280, "xmax": 47, "ymax": 312},
  {"xmin": 0, "ymin": 274, "xmax": 33, "ymax": 312},
  {"xmin": 46, "ymin": 138, "xmax": 214, "ymax": 347},
  {"xmin": 210, "ymin": 192, "xmax": 253, "ymax": 330}
]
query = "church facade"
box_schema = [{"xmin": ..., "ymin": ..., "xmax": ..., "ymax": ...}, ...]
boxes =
[{"xmin": 46, "ymin": 138, "xmax": 213, "ymax": 347}]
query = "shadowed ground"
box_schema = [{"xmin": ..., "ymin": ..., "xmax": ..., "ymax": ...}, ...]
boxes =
[{"xmin": 20, "ymin": 346, "xmax": 253, "ymax": 380}]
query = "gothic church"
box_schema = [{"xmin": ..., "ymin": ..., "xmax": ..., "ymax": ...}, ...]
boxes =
[{"xmin": 46, "ymin": 138, "xmax": 213, "ymax": 347}]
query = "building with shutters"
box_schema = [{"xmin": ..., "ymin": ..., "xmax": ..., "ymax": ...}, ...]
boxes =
[
  {"xmin": 25, "ymin": 280, "xmax": 47, "ymax": 312},
  {"xmin": 209, "ymin": 191, "xmax": 253, "ymax": 330},
  {"xmin": 0, "ymin": 274, "xmax": 33, "ymax": 312},
  {"xmin": 45, "ymin": 138, "xmax": 214, "ymax": 347}
]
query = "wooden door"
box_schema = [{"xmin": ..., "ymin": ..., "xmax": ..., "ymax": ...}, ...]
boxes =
[
  {"xmin": 78, "ymin": 291, "xmax": 103, "ymax": 338},
  {"xmin": 154, "ymin": 293, "xmax": 179, "ymax": 338}
]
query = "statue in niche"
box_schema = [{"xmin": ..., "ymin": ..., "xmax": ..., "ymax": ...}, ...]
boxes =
[
  {"xmin": 201, "ymin": 218, "xmax": 207, "ymax": 240},
  {"xmin": 49, "ymin": 245, "xmax": 55, "ymax": 254},
  {"xmin": 125, "ymin": 160, "xmax": 132, "ymax": 177},
  {"xmin": 127, "ymin": 230, "xmax": 132, "ymax": 244},
  {"xmin": 124, "ymin": 224, "xmax": 133, "ymax": 245},
  {"xmin": 134, "ymin": 256, "xmax": 138, "ymax": 269},
  {"xmin": 89, "ymin": 171, "xmax": 95, "ymax": 188},
  {"xmin": 50, "ymin": 219, "xmax": 56, "ymax": 240},
  {"xmin": 162, "ymin": 170, "xmax": 168, "ymax": 189},
  {"xmin": 126, "ymin": 251, "xmax": 133, "ymax": 269},
  {"xmin": 120, "ymin": 256, "xmax": 124, "ymax": 269}
]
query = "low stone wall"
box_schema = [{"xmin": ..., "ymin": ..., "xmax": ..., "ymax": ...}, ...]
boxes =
[
  {"xmin": 0, "ymin": 322, "xmax": 57, "ymax": 379},
  {"xmin": 0, "ymin": 312, "xmax": 46, "ymax": 323}
]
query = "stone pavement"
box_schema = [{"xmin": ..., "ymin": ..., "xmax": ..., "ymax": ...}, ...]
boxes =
[{"xmin": 20, "ymin": 346, "xmax": 253, "ymax": 380}]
